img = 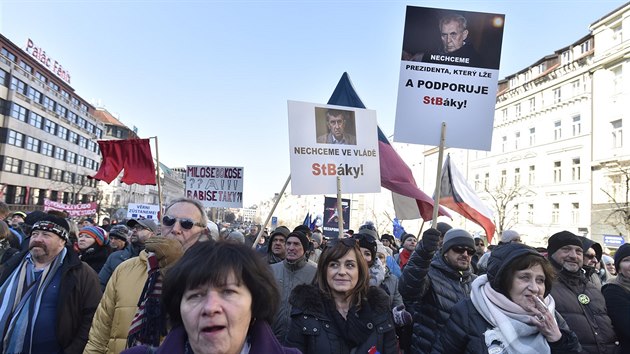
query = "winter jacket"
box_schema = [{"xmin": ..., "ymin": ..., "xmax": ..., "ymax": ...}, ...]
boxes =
[
  {"xmin": 399, "ymin": 242, "xmax": 477, "ymax": 354},
  {"xmin": 550, "ymin": 263, "xmax": 619, "ymax": 354},
  {"xmin": 431, "ymin": 298, "xmax": 581, "ymax": 354},
  {"xmin": 286, "ymin": 284, "xmax": 398, "ymax": 354},
  {"xmin": 0, "ymin": 247, "xmax": 102, "ymax": 354},
  {"xmin": 121, "ymin": 322, "xmax": 301, "ymax": 354},
  {"xmin": 381, "ymin": 269, "xmax": 404, "ymax": 308},
  {"xmin": 79, "ymin": 244, "xmax": 111, "ymax": 274},
  {"xmin": 602, "ymin": 283, "xmax": 630, "ymax": 352},
  {"xmin": 98, "ymin": 243, "xmax": 143, "ymax": 290},
  {"xmin": 271, "ymin": 256, "xmax": 317, "ymax": 344},
  {"xmin": 84, "ymin": 250, "xmax": 150, "ymax": 354}
]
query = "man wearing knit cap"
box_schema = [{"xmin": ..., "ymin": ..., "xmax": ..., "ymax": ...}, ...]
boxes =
[
  {"xmin": 499, "ymin": 229, "xmax": 522, "ymax": 244},
  {"xmin": 399, "ymin": 227, "xmax": 477, "ymax": 354},
  {"xmin": 264, "ymin": 226, "xmax": 290, "ymax": 264},
  {"xmin": 547, "ymin": 231, "xmax": 619, "ymax": 354},
  {"xmin": 0, "ymin": 214, "xmax": 101, "ymax": 354},
  {"xmin": 271, "ymin": 230, "xmax": 317, "ymax": 345},
  {"xmin": 396, "ymin": 233, "xmax": 417, "ymax": 269},
  {"xmin": 108, "ymin": 225, "xmax": 129, "ymax": 252}
]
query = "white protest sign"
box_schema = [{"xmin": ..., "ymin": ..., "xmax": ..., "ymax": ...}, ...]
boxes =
[
  {"xmin": 394, "ymin": 6, "xmax": 505, "ymax": 151},
  {"xmin": 127, "ymin": 203, "xmax": 160, "ymax": 220},
  {"xmin": 186, "ymin": 166, "xmax": 243, "ymax": 208},
  {"xmin": 288, "ymin": 100, "xmax": 380, "ymax": 195}
]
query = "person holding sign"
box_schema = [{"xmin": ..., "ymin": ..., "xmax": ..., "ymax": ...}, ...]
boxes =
[{"xmin": 316, "ymin": 109, "xmax": 357, "ymax": 145}]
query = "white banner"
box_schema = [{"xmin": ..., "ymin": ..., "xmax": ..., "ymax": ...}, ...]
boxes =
[
  {"xmin": 394, "ymin": 6, "xmax": 505, "ymax": 151},
  {"xmin": 288, "ymin": 100, "xmax": 380, "ymax": 195},
  {"xmin": 186, "ymin": 166, "xmax": 244, "ymax": 208},
  {"xmin": 126, "ymin": 203, "xmax": 160, "ymax": 220}
]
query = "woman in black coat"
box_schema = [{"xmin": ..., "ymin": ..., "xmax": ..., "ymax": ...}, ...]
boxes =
[
  {"xmin": 77, "ymin": 226, "xmax": 111, "ymax": 273},
  {"xmin": 286, "ymin": 238, "xmax": 397, "ymax": 354},
  {"xmin": 432, "ymin": 243, "xmax": 581, "ymax": 354}
]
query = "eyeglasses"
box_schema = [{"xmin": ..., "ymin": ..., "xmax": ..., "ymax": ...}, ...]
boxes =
[
  {"xmin": 451, "ymin": 246, "xmax": 475, "ymax": 256},
  {"xmin": 162, "ymin": 215, "xmax": 205, "ymax": 230},
  {"xmin": 326, "ymin": 237, "xmax": 358, "ymax": 248},
  {"xmin": 584, "ymin": 253, "xmax": 597, "ymax": 260}
]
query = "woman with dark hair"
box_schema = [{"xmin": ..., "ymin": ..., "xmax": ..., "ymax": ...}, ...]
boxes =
[
  {"xmin": 286, "ymin": 238, "xmax": 397, "ymax": 353},
  {"xmin": 432, "ymin": 243, "xmax": 581, "ymax": 354},
  {"xmin": 121, "ymin": 241, "xmax": 300, "ymax": 354},
  {"xmin": 603, "ymin": 243, "xmax": 630, "ymax": 352}
]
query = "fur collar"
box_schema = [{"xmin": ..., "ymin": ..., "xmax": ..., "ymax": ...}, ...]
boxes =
[{"xmin": 290, "ymin": 284, "xmax": 391, "ymax": 316}]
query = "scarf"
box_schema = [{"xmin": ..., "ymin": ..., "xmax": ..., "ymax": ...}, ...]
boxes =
[
  {"xmin": 0, "ymin": 248, "xmax": 67, "ymax": 353},
  {"xmin": 127, "ymin": 252, "xmax": 166, "ymax": 348},
  {"xmin": 610, "ymin": 272, "xmax": 630, "ymax": 293},
  {"xmin": 399, "ymin": 249, "xmax": 411, "ymax": 269},
  {"xmin": 326, "ymin": 297, "xmax": 372, "ymax": 348},
  {"xmin": 470, "ymin": 275, "xmax": 555, "ymax": 354}
]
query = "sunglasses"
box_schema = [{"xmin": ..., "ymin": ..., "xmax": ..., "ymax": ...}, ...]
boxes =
[
  {"xmin": 162, "ymin": 215, "xmax": 205, "ymax": 230},
  {"xmin": 327, "ymin": 237, "xmax": 358, "ymax": 248},
  {"xmin": 451, "ymin": 246, "xmax": 475, "ymax": 256},
  {"xmin": 584, "ymin": 253, "xmax": 597, "ymax": 260}
]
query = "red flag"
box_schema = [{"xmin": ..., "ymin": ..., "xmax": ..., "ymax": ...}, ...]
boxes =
[
  {"xmin": 91, "ymin": 139, "xmax": 156, "ymax": 185},
  {"xmin": 326, "ymin": 72, "xmax": 450, "ymax": 221},
  {"xmin": 438, "ymin": 154, "xmax": 496, "ymax": 243}
]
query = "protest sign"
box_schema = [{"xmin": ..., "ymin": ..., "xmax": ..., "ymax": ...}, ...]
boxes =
[
  {"xmin": 288, "ymin": 101, "xmax": 380, "ymax": 195},
  {"xmin": 394, "ymin": 6, "xmax": 505, "ymax": 151},
  {"xmin": 44, "ymin": 199, "xmax": 97, "ymax": 217},
  {"xmin": 186, "ymin": 165, "xmax": 244, "ymax": 208},
  {"xmin": 322, "ymin": 196, "xmax": 351, "ymax": 239},
  {"xmin": 127, "ymin": 203, "xmax": 160, "ymax": 220}
]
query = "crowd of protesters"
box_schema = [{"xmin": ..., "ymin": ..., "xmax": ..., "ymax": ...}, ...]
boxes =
[{"xmin": 0, "ymin": 199, "xmax": 627, "ymax": 354}]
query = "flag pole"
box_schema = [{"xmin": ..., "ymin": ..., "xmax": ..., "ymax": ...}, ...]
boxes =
[
  {"xmin": 431, "ymin": 122, "xmax": 447, "ymax": 228},
  {"xmin": 252, "ymin": 175, "xmax": 291, "ymax": 249},
  {"xmin": 151, "ymin": 136, "xmax": 163, "ymax": 216},
  {"xmin": 337, "ymin": 176, "xmax": 344, "ymax": 238}
]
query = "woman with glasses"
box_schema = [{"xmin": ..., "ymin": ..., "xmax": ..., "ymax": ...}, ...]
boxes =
[
  {"xmin": 431, "ymin": 243, "xmax": 581, "ymax": 354},
  {"xmin": 285, "ymin": 237, "xmax": 398, "ymax": 354}
]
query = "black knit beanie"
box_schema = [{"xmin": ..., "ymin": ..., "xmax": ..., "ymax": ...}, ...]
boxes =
[
  {"xmin": 487, "ymin": 243, "xmax": 549, "ymax": 296},
  {"xmin": 614, "ymin": 243, "xmax": 630, "ymax": 273},
  {"xmin": 287, "ymin": 231, "xmax": 309, "ymax": 252},
  {"xmin": 547, "ymin": 231, "xmax": 582, "ymax": 258}
]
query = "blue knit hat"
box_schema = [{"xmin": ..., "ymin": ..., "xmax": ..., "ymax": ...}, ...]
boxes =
[{"xmin": 80, "ymin": 226, "xmax": 109, "ymax": 246}]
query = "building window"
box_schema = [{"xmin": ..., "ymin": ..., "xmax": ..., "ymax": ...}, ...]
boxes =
[
  {"xmin": 484, "ymin": 173, "xmax": 489, "ymax": 189},
  {"xmin": 500, "ymin": 170, "xmax": 507, "ymax": 186},
  {"xmin": 528, "ymin": 165, "xmax": 535, "ymax": 184},
  {"xmin": 514, "ymin": 168, "xmax": 521, "ymax": 186},
  {"xmin": 57, "ymin": 126, "xmax": 68, "ymax": 140},
  {"xmin": 538, "ymin": 62, "xmax": 547, "ymax": 74},
  {"xmin": 27, "ymin": 87, "xmax": 42, "ymax": 104},
  {"xmin": 7, "ymin": 130, "xmax": 24, "ymax": 147},
  {"xmin": 474, "ymin": 174, "xmax": 480, "ymax": 191},
  {"xmin": 1, "ymin": 48, "xmax": 17, "ymax": 62},
  {"xmin": 528, "ymin": 97, "xmax": 536, "ymax": 112},
  {"xmin": 612, "ymin": 119, "xmax": 623, "ymax": 148},
  {"xmin": 67, "ymin": 112, "xmax": 77, "ymax": 124},
  {"xmin": 580, "ymin": 40, "xmax": 591, "ymax": 53},
  {"xmin": 571, "ymin": 203, "xmax": 580, "ymax": 224},
  {"xmin": 551, "ymin": 203, "xmax": 560, "ymax": 224},
  {"xmin": 48, "ymin": 81, "xmax": 59, "ymax": 91},
  {"xmin": 51, "ymin": 169, "xmax": 63, "ymax": 181},
  {"xmin": 4, "ymin": 157, "xmax": 20, "ymax": 173},
  {"xmin": 527, "ymin": 204, "xmax": 534, "ymax": 223},
  {"xmin": 10, "ymin": 77, "xmax": 26, "ymax": 94},
  {"xmin": 10, "ymin": 103, "xmax": 28, "ymax": 122},
  {"xmin": 612, "ymin": 66, "xmax": 623, "ymax": 94},
  {"xmin": 38, "ymin": 165, "xmax": 50, "ymax": 179},
  {"xmin": 55, "ymin": 104, "xmax": 67, "ymax": 118},
  {"xmin": 55, "ymin": 147, "xmax": 66, "ymax": 160},
  {"xmin": 41, "ymin": 142, "xmax": 53, "ymax": 157},
  {"xmin": 612, "ymin": 24, "xmax": 623, "ymax": 45},
  {"xmin": 87, "ymin": 140, "xmax": 97, "ymax": 152},
  {"xmin": 529, "ymin": 127, "xmax": 536, "ymax": 146},
  {"xmin": 0, "ymin": 69, "xmax": 6, "ymax": 87},
  {"xmin": 19, "ymin": 61, "xmax": 33, "ymax": 74},
  {"xmin": 561, "ymin": 51, "xmax": 571, "ymax": 65},
  {"xmin": 69, "ymin": 131, "xmax": 78, "ymax": 144},
  {"xmin": 77, "ymin": 118, "xmax": 86, "ymax": 129},
  {"xmin": 66, "ymin": 151, "xmax": 76, "ymax": 164},
  {"xmin": 571, "ymin": 79, "xmax": 580, "ymax": 96},
  {"xmin": 29, "ymin": 112, "xmax": 43, "ymax": 129},
  {"xmin": 22, "ymin": 161, "xmax": 36, "ymax": 176},
  {"xmin": 502, "ymin": 136, "xmax": 507, "ymax": 152},
  {"xmin": 42, "ymin": 96, "xmax": 55, "ymax": 111},
  {"xmin": 572, "ymin": 158, "xmax": 581, "ymax": 181},
  {"xmin": 572, "ymin": 115, "xmax": 581, "ymax": 136},
  {"xmin": 44, "ymin": 119, "xmax": 57, "ymax": 134},
  {"xmin": 515, "ymin": 103, "xmax": 521, "ymax": 118},
  {"xmin": 96, "ymin": 128, "xmax": 103, "ymax": 139},
  {"xmin": 554, "ymin": 120, "xmax": 562, "ymax": 140},
  {"xmin": 78, "ymin": 136, "xmax": 87, "ymax": 148},
  {"xmin": 553, "ymin": 88, "xmax": 561, "ymax": 104},
  {"xmin": 35, "ymin": 71, "xmax": 46, "ymax": 83},
  {"xmin": 77, "ymin": 155, "xmax": 85, "ymax": 167},
  {"xmin": 63, "ymin": 172, "xmax": 74, "ymax": 183},
  {"xmin": 553, "ymin": 161, "xmax": 562, "ymax": 183},
  {"xmin": 501, "ymin": 108, "xmax": 508, "ymax": 122},
  {"xmin": 25, "ymin": 136, "xmax": 40, "ymax": 152},
  {"xmin": 514, "ymin": 131, "xmax": 520, "ymax": 150}
]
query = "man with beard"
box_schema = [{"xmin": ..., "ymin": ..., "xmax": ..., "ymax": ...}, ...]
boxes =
[
  {"xmin": 86, "ymin": 198, "xmax": 209, "ymax": 354},
  {"xmin": 399, "ymin": 228, "xmax": 477, "ymax": 354},
  {"xmin": 271, "ymin": 231, "xmax": 317, "ymax": 344},
  {"xmin": 0, "ymin": 215, "xmax": 101, "ymax": 354},
  {"xmin": 98, "ymin": 218, "xmax": 157, "ymax": 290},
  {"xmin": 547, "ymin": 231, "xmax": 619, "ymax": 354}
]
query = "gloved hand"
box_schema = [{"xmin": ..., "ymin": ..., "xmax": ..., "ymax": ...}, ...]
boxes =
[
  {"xmin": 145, "ymin": 236, "xmax": 184, "ymax": 272},
  {"xmin": 392, "ymin": 304, "xmax": 413, "ymax": 326},
  {"xmin": 420, "ymin": 228, "xmax": 441, "ymax": 253}
]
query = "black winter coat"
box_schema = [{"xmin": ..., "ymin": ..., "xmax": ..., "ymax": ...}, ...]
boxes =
[
  {"xmin": 550, "ymin": 265, "xmax": 619, "ymax": 354},
  {"xmin": 79, "ymin": 244, "xmax": 111, "ymax": 273},
  {"xmin": 431, "ymin": 298, "xmax": 581, "ymax": 354},
  {"xmin": 398, "ymin": 243, "xmax": 476, "ymax": 354},
  {"xmin": 286, "ymin": 284, "xmax": 398, "ymax": 354},
  {"xmin": 602, "ymin": 283, "xmax": 630, "ymax": 352}
]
